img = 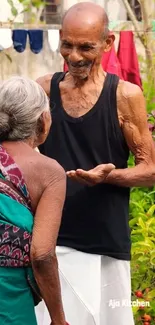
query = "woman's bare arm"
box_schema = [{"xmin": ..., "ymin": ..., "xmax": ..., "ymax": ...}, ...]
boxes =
[{"xmin": 30, "ymin": 159, "xmax": 66, "ymax": 325}]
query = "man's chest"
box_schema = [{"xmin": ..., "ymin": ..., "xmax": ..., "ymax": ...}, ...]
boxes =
[
  {"xmin": 59, "ymin": 83, "xmax": 103, "ymax": 118},
  {"xmin": 59, "ymin": 82, "xmax": 122, "ymax": 125}
]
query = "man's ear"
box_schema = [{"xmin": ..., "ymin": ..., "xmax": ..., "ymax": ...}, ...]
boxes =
[
  {"xmin": 104, "ymin": 34, "xmax": 115, "ymax": 52},
  {"xmin": 59, "ymin": 29, "xmax": 62, "ymax": 40}
]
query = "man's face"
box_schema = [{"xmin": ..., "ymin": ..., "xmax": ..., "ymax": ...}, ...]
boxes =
[{"xmin": 60, "ymin": 20, "xmax": 109, "ymax": 80}]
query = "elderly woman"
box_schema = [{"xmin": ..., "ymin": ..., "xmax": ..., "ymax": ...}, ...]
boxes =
[{"xmin": 0, "ymin": 76, "xmax": 67, "ymax": 325}]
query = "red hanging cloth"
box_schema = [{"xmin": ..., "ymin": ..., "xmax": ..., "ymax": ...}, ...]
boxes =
[
  {"xmin": 117, "ymin": 31, "xmax": 142, "ymax": 88},
  {"xmin": 101, "ymin": 44, "xmax": 122, "ymax": 78}
]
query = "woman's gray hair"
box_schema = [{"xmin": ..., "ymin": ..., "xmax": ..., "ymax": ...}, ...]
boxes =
[{"xmin": 0, "ymin": 76, "xmax": 50, "ymax": 142}]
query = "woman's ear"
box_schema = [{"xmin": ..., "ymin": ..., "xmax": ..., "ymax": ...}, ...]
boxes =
[{"xmin": 36, "ymin": 111, "xmax": 52, "ymax": 145}]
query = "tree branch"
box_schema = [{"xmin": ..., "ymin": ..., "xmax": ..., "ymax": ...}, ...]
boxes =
[
  {"xmin": 121, "ymin": 0, "xmax": 144, "ymax": 43},
  {"xmin": 139, "ymin": 0, "xmax": 153, "ymax": 31},
  {"xmin": 139, "ymin": 0, "xmax": 155, "ymax": 68}
]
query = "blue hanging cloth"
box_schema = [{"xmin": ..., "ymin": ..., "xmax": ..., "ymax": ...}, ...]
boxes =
[
  {"xmin": 12, "ymin": 29, "xmax": 28, "ymax": 53},
  {"xmin": 28, "ymin": 30, "xmax": 43, "ymax": 54}
]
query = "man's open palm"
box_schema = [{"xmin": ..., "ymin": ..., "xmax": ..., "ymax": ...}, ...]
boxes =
[{"xmin": 66, "ymin": 163, "xmax": 115, "ymax": 186}]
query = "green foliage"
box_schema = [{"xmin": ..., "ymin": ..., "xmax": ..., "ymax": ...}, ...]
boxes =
[
  {"xmin": 130, "ymin": 183, "xmax": 155, "ymax": 324},
  {"xmin": 129, "ymin": 65, "xmax": 155, "ymax": 322},
  {"xmin": 143, "ymin": 77, "xmax": 155, "ymax": 114},
  {"xmin": 129, "ymin": 99, "xmax": 155, "ymax": 323},
  {"xmin": 7, "ymin": 0, "xmax": 18, "ymax": 17},
  {"xmin": 7, "ymin": 0, "xmax": 45, "ymax": 21},
  {"xmin": 138, "ymin": 54, "xmax": 155, "ymax": 114}
]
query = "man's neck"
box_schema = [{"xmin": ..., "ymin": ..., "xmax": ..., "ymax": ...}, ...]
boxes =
[{"xmin": 71, "ymin": 65, "xmax": 106, "ymax": 88}]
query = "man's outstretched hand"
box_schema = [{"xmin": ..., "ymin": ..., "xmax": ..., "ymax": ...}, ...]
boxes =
[{"xmin": 66, "ymin": 163, "xmax": 115, "ymax": 186}]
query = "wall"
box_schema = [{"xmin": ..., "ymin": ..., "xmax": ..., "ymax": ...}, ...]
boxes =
[
  {"xmin": 0, "ymin": 0, "xmax": 63, "ymax": 80},
  {"xmin": 0, "ymin": 33, "xmax": 63, "ymax": 80}
]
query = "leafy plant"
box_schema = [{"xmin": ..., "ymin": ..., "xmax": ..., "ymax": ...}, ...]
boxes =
[
  {"xmin": 130, "ymin": 185, "xmax": 155, "ymax": 324},
  {"xmin": 7, "ymin": 0, "xmax": 45, "ymax": 23},
  {"xmin": 129, "ymin": 65, "xmax": 155, "ymax": 324},
  {"xmin": 129, "ymin": 79, "xmax": 155, "ymax": 324}
]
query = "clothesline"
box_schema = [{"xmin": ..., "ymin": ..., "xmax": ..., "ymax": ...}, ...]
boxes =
[
  {"xmin": 0, "ymin": 22, "xmax": 155, "ymax": 33},
  {"xmin": 0, "ymin": 29, "xmax": 60, "ymax": 53},
  {"xmin": 0, "ymin": 23, "xmax": 154, "ymax": 54},
  {"xmin": 0, "ymin": 23, "xmax": 61, "ymax": 30}
]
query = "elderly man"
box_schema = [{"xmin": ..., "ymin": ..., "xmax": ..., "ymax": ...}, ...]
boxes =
[{"xmin": 36, "ymin": 2, "xmax": 155, "ymax": 325}]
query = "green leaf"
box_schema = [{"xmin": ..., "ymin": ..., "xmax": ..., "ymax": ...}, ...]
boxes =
[
  {"xmin": 20, "ymin": 8, "xmax": 30, "ymax": 14},
  {"xmin": 138, "ymin": 212, "xmax": 148, "ymax": 219},
  {"xmin": 131, "ymin": 229, "xmax": 145, "ymax": 235},
  {"xmin": 129, "ymin": 217, "xmax": 139, "ymax": 227},
  {"xmin": 148, "ymin": 228, "xmax": 155, "ymax": 235},
  {"xmin": 145, "ymin": 237, "xmax": 155, "ymax": 246},
  {"xmin": 138, "ymin": 217, "xmax": 146, "ymax": 229},
  {"xmin": 149, "ymin": 301, "xmax": 155, "ymax": 314},
  {"xmin": 132, "ymin": 241, "xmax": 151, "ymax": 248},
  {"xmin": 4, "ymin": 53, "xmax": 12, "ymax": 63},
  {"xmin": 131, "ymin": 235, "xmax": 144, "ymax": 243},
  {"xmin": 7, "ymin": 0, "xmax": 14, "ymax": 6},
  {"xmin": 147, "ymin": 218, "xmax": 155, "ymax": 228},
  {"xmin": 147, "ymin": 204, "xmax": 155, "ymax": 216},
  {"xmin": 138, "ymin": 256, "xmax": 149, "ymax": 262},
  {"xmin": 147, "ymin": 190, "xmax": 155, "ymax": 196},
  {"xmin": 19, "ymin": 0, "xmax": 31, "ymax": 5},
  {"xmin": 150, "ymin": 251, "xmax": 155, "ymax": 265},
  {"xmin": 147, "ymin": 237, "xmax": 155, "ymax": 243},
  {"xmin": 139, "ymin": 264, "xmax": 149, "ymax": 273},
  {"xmin": 11, "ymin": 6, "xmax": 18, "ymax": 16},
  {"xmin": 132, "ymin": 253, "xmax": 144, "ymax": 261},
  {"xmin": 147, "ymin": 289, "xmax": 155, "ymax": 299},
  {"xmin": 139, "ymin": 282, "xmax": 151, "ymax": 291},
  {"xmin": 132, "ymin": 305, "xmax": 139, "ymax": 315},
  {"xmin": 130, "ymin": 201, "xmax": 145, "ymax": 212}
]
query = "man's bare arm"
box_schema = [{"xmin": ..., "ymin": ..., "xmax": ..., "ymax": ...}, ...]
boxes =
[
  {"xmin": 106, "ymin": 82, "xmax": 155, "ymax": 187},
  {"xmin": 30, "ymin": 159, "xmax": 66, "ymax": 325}
]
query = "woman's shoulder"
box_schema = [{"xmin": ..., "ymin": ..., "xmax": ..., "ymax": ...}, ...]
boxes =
[
  {"xmin": 34, "ymin": 148, "xmax": 65, "ymax": 181},
  {"xmin": 3, "ymin": 143, "xmax": 65, "ymax": 211}
]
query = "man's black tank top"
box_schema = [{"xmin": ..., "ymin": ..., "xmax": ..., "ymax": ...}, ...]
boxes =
[{"xmin": 39, "ymin": 72, "xmax": 131, "ymax": 260}]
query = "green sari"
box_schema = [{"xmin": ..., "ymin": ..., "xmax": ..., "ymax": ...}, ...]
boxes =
[{"xmin": 0, "ymin": 192, "xmax": 37, "ymax": 325}]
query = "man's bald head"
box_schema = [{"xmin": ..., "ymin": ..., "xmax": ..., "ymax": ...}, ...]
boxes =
[
  {"xmin": 60, "ymin": 2, "xmax": 114, "ymax": 80},
  {"xmin": 62, "ymin": 2, "xmax": 109, "ymax": 40}
]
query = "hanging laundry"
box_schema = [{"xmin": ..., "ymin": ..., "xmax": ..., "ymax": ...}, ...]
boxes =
[
  {"xmin": 48, "ymin": 29, "xmax": 59, "ymax": 52},
  {"xmin": 117, "ymin": 31, "xmax": 142, "ymax": 88},
  {"xmin": 28, "ymin": 30, "xmax": 43, "ymax": 54},
  {"xmin": 63, "ymin": 44, "xmax": 122, "ymax": 78},
  {"xmin": 12, "ymin": 29, "xmax": 27, "ymax": 53},
  {"xmin": 0, "ymin": 28, "xmax": 13, "ymax": 50},
  {"xmin": 101, "ymin": 44, "xmax": 122, "ymax": 78},
  {"xmin": 64, "ymin": 61, "xmax": 68, "ymax": 72}
]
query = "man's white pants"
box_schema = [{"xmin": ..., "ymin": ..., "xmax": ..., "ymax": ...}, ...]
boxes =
[{"xmin": 35, "ymin": 246, "xmax": 135, "ymax": 325}]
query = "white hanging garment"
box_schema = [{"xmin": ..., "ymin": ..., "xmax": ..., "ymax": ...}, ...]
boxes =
[
  {"xmin": 0, "ymin": 29, "xmax": 13, "ymax": 49},
  {"xmin": 48, "ymin": 29, "xmax": 60, "ymax": 52}
]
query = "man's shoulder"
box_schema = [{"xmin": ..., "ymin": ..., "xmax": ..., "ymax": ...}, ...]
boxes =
[
  {"xmin": 117, "ymin": 79, "xmax": 143, "ymax": 100},
  {"xmin": 116, "ymin": 79, "xmax": 145, "ymax": 119},
  {"xmin": 36, "ymin": 72, "xmax": 66, "ymax": 97},
  {"xmin": 36, "ymin": 74, "xmax": 53, "ymax": 97}
]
